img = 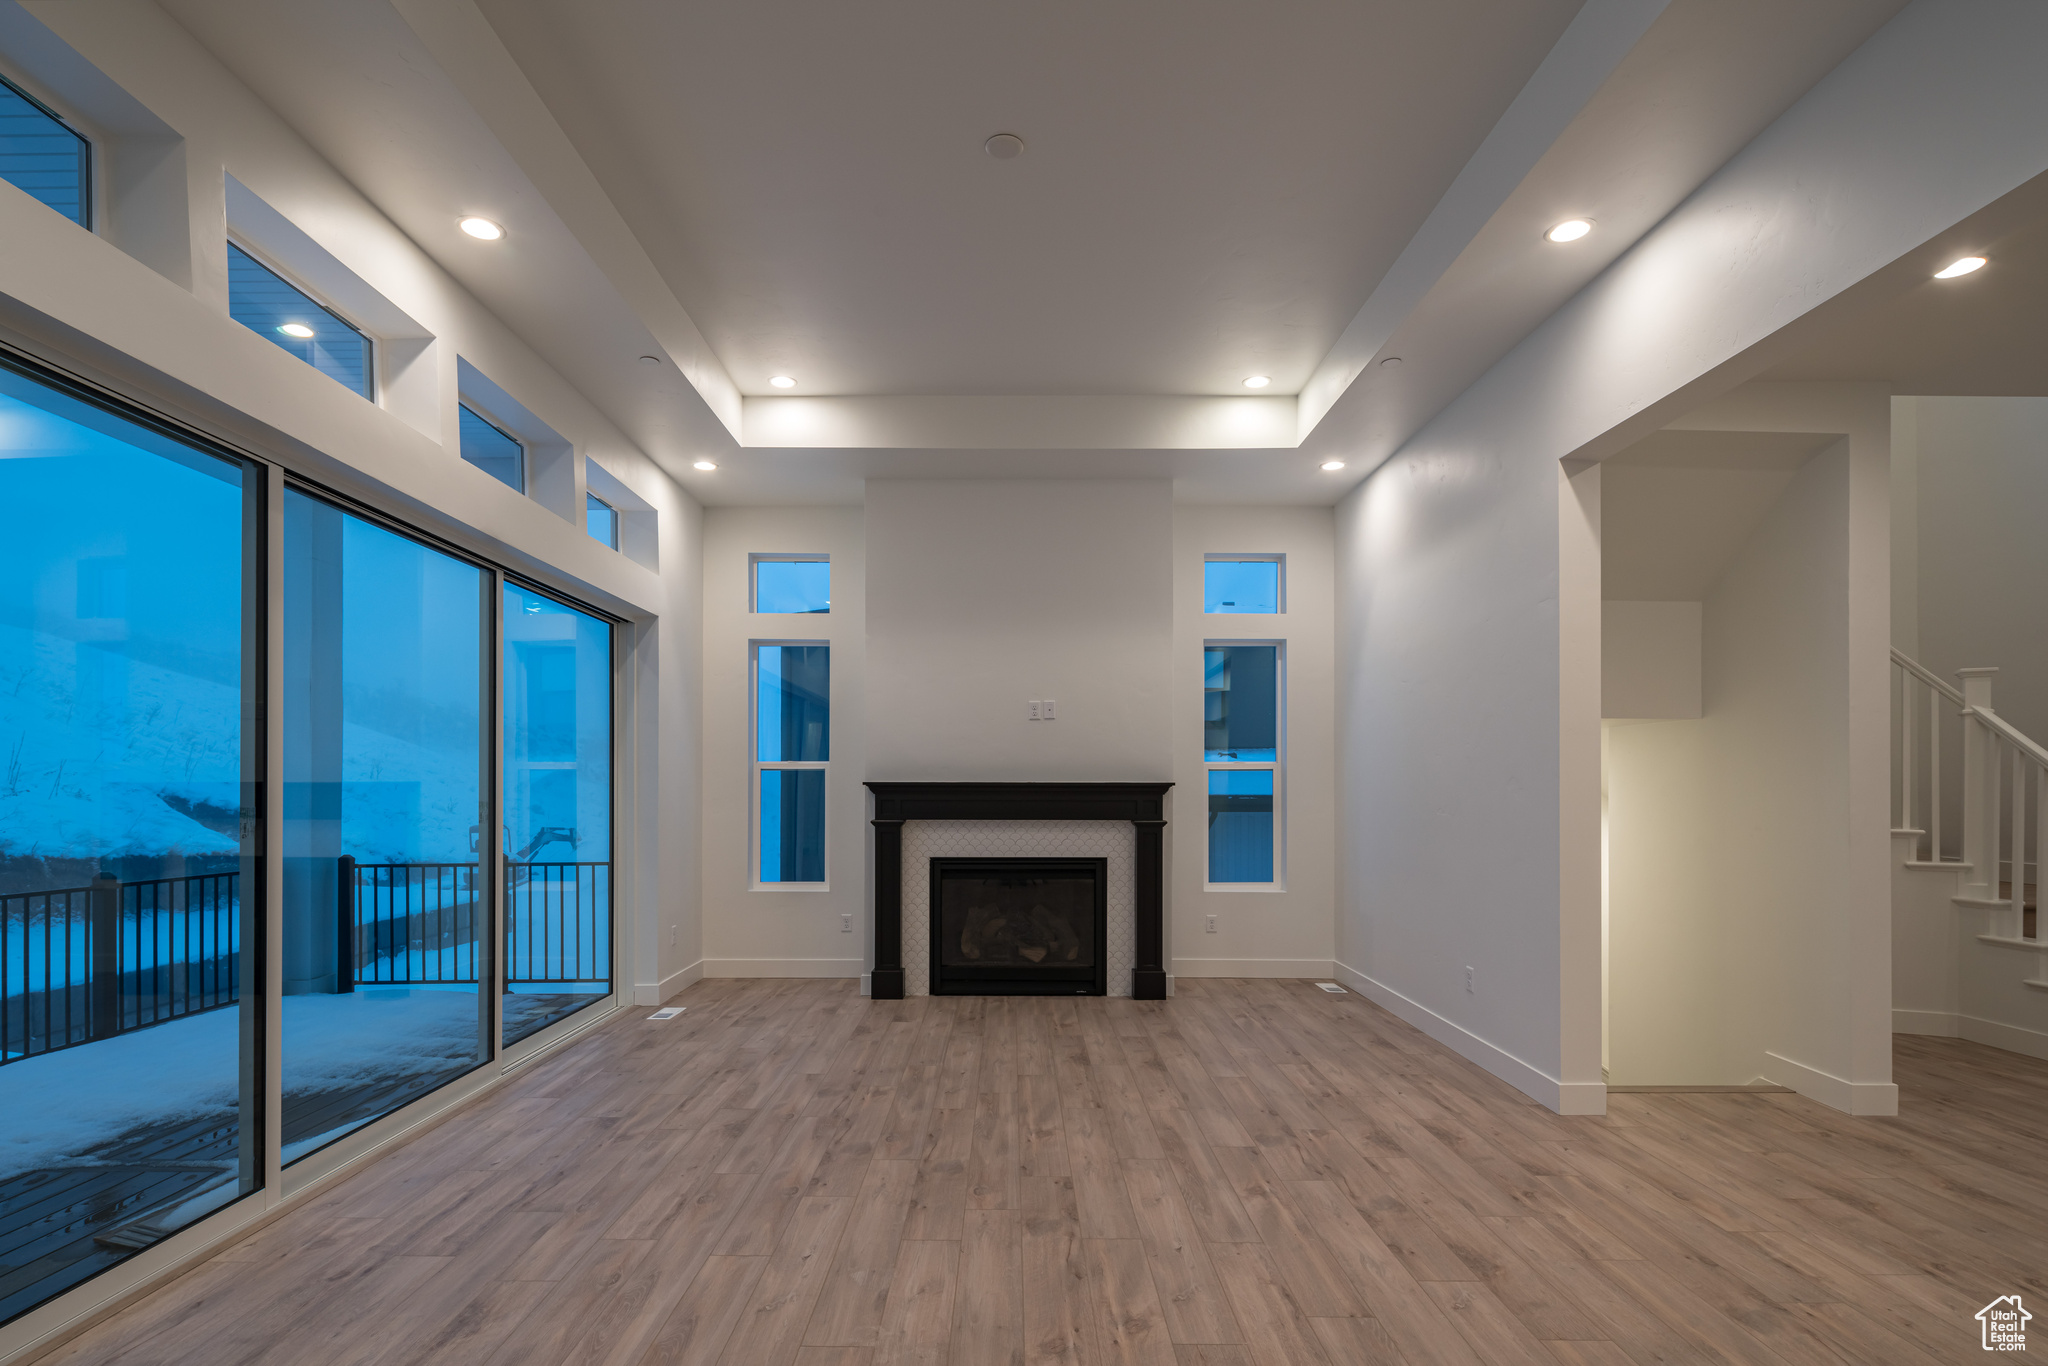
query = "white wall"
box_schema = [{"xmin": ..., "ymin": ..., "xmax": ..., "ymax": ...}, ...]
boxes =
[
  {"xmin": 0, "ymin": 3, "xmax": 706, "ymax": 1003},
  {"xmin": 1606, "ymin": 439, "xmax": 1882, "ymax": 1091},
  {"xmin": 1907, "ymin": 396, "xmax": 2048, "ymax": 737},
  {"xmin": 1330, "ymin": 0, "xmax": 2045, "ymax": 1114},
  {"xmin": 699, "ymin": 506, "xmax": 866, "ymax": 979},
  {"xmin": 1602, "ymin": 601, "xmax": 1701, "ymax": 719},
  {"xmin": 1171, "ymin": 507, "xmax": 1336, "ymax": 980},
  {"xmin": 865, "ymin": 480, "xmax": 1173, "ymax": 782}
]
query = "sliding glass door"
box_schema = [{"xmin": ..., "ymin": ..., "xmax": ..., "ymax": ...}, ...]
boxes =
[
  {"xmin": 0, "ymin": 359, "xmax": 260, "ymax": 1321},
  {"xmin": 0, "ymin": 356, "xmax": 621, "ymax": 1329},
  {"xmin": 279, "ymin": 490, "xmax": 492, "ymax": 1164},
  {"xmin": 502, "ymin": 583, "xmax": 612, "ymax": 1045}
]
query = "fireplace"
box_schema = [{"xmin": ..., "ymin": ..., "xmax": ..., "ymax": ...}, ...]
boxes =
[
  {"xmin": 866, "ymin": 781, "xmax": 1171, "ymax": 1000},
  {"xmin": 930, "ymin": 858, "xmax": 1107, "ymax": 995}
]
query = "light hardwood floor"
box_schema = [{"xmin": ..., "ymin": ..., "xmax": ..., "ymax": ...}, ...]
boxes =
[{"xmin": 38, "ymin": 979, "xmax": 2048, "ymax": 1365}]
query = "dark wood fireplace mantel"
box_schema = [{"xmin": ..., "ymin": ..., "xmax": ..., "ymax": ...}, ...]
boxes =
[{"xmin": 866, "ymin": 782, "xmax": 1172, "ymax": 1001}]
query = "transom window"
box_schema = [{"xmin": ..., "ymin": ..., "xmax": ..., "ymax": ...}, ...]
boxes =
[
  {"xmin": 586, "ymin": 492, "xmax": 618, "ymax": 549},
  {"xmin": 1204, "ymin": 643, "xmax": 1281, "ymax": 885},
  {"xmin": 458, "ymin": 402, "xmax": 524, "ymax": 492},
  {"xmin": 0, "ymin": 74, "xmax": 89, "ymax": 227},
  {"xmin": 1204, "ymin": 556, "xmax": 1282, "ymax": 614},
  {"xmin": 755, "ymin": 643, "xmax": 828, "ymax": 885},
  {"xmin": 227, "ymin": 243, "xmax": 372, "ymax": 399},
  {"xmin": 753, "ymin": 555, "xmax": 830, "ymax": 613}
]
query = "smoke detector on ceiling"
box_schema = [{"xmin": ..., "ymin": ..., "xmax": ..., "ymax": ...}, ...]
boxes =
[{"xmin": 984, "ymin": 133, "xmax": 1025, "ymax": 160}]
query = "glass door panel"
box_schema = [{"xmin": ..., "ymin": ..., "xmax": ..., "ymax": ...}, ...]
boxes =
[
  {"xmin": 280, "ymin": 490, "xmax": 490, "ymax": 1165},
  {"xmin": 502, "ymin": 583, "xmax": 611, "ymax": 1045},
  {"xmin": 0, "ymin": 361, "xmax": 259, "ymax": 1323}
]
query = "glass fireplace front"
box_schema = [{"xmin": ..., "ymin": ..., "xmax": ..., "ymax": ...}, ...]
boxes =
[{"xmin": 930, "ymin": 857, "xmax": 1108, "ymax": 995}]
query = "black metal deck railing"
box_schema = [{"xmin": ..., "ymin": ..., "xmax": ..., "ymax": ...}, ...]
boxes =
[
  {"xmin": 1, "ymin": 857, "xmax": 609, "ymax": 1066},
  {"xmin": 0, "ymin": 873, "xmax": 240, "ymax": 1063}
]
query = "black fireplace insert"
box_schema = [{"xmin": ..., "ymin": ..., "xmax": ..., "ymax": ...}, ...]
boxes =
[{"xmin": 929, "ymin": 857, "xmax": 1108, "ymax": 996}]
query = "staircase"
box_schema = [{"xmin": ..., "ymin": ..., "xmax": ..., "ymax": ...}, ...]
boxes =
[{"xmin": 1892, "ymin": 650, "xmax": 2048, "ymax": 1058}]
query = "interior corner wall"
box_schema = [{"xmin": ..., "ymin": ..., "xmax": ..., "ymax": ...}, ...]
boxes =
[
  {"xmin": 699, "ymin": 505, "xmax": 867, "ymax": 980},
  {"xmin": 1607, "ymin": 444, "xmax": 1854, "ymax": 1086},
  {"xmin": 1170, "ymin": 505, "xmax": 1336, "ymax": 981},
  {"xmin": 864, "ymin": 480, "xmax": 1173, "ymax": 783}
]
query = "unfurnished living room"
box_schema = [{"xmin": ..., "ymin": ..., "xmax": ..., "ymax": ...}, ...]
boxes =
[{"xmin": 2, "ymin": 1, "xmax": 2048, "ymax": 1363}]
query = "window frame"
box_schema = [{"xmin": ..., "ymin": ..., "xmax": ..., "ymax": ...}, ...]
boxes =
[
  {"xmin": 225, "ymin": 235, "xmax": 377, "ymax": 402},
  {"xmin": 1202, "ymin": 553, "xmax": 1286, "ymax": 615},
  {"xmin": 750, "ymin": 638, "xmax": 830, "ymax": 891},
  {"xmin": 750, "ymin": 552, "xmax": 832, "ymax": 614},
  {"xmin": 1202, "ymin": 638, "xmax": 1286, "ymax": 890},
  {"xmin": 585, "ymin": 490, "xmax": 618, "ymax": 548},
  {"xmin": 0, "ymin": 68, "xmax": 94, "ymax": 230},
  {"xmin": 457, "ymin": 399, "xmax": 526, "ymax": 493}
]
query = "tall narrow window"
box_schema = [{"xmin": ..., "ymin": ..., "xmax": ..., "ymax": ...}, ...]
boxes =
[
  {"xmin": 753, "ymin": 556, "xmax": 830, "ymax": 613},
  {"xmin": 459, "ymin": 403, "xmax": 524, "ymax": 492},
  {"xmin": 1204, "ymin": 643, "xmax": 1280, "ymax": 884},
  {"xmin": 0, "ymin": 357, "xmax": 259, "ymax": 1322},
  {"xmin": 585, "ymin": 493, "xmax": 617, "ymax": 549},
  {"xmin": 755, "ymin": 644, "xmax": 828, "ymax": 884},
  {"xmin": 227, "ymin": 243, "xmax": 372, "ymax": 400},
  {"xmin": 1204, "ymin": 556, "xmax": 1282, "ymax": 613},
  {"xmin": 503, "ymin": 584, "xmax": 612, "ymax": 1045},
  {"xmin": 0, "ymin": 75, "xmax": 89, "ymax": 227},
  {"xmin": 280, "ymin": 490, "xmax": 489, "ymax": 1165}
]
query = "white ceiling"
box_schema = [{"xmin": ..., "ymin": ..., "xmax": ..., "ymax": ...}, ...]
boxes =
[
  {"xmin": 129, "ymin": 0, "xmax": 1916, "ymax": 504},
  {"xmin": 474, "ymin": 0, "xmax": 1581, "ymax": 399},
  {"xmin": 1766, "ymin": 208, "xmax": 2048, "ymax": 397}
]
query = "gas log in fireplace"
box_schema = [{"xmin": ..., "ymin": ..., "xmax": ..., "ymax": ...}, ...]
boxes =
[{"xmin": 931, "ymin": 858, "xmax": 1107, "ymax": 995}]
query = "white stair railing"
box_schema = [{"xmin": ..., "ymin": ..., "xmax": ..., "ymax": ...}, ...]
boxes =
[
  {"xmin": 1891, "ymin": 648, "xmax": 1967, "ymax": 866},
  {"xmin": 1893, "ymin": 651, "xmax": 2048, "ymax": 986}
]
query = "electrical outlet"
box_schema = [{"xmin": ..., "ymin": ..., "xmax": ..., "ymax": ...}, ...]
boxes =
[
  {"xmin": 841, "ymin": 912, "xmax": 852, "ymax": 933},
  {"xmin": 668, "ymin": 922, "xmax": 677, "ymax": 947},
  {"xmin": 1205, "ymin": 914, "xmax": 1217, "ymax": 934},
  {"xmin": 1464, "ymin": 965, "xmax": 1474, "ymax": 993},
  {"xmin": 1042, "ymin": 698, "xmax": 1056, "ymax": 720},
  {"xmin": 1028, "ymin": 699, "xmax": 1042, "ymax": 720}
]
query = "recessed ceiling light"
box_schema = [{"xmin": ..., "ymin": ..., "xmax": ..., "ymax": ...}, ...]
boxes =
[
  {"xmin": 1321, "ymin": 459, "xmax": 1346, "ymax": 471},
  {"xmin": 985, "ymin": 133, "xmax": 1025, "ymax": 160},
  {"xmin": 1935, "ymin": 255, "xmax": 1986, "ymax": 279},
  {"xmin": 459, "ymin": 217, "xmax": 504, "ymax": 241},
  {"xmin": 769, "ymin": 375, "xmax": 797, "ymax": 389},
  {"xmin": 693, "ymin": 459, "xmax": 718, "ymax": 471},
  {"xmin": 1379, "ymin": 357, "xmax": 1403, "ymax": 369},
  {"xmin": 1546, "ymin": 218, "xmax": 1593, "ymax": 243},
  {"xmin": 1242, "ymin": 375, "xmax": 1271, "ymax": 389},
  {"xmin": 277, "ymin": 323, "xmax": 315, "ymax": 338},
  {"xmin": 638, "ymin": 354, "xmax": 662, "ymax": 366}
]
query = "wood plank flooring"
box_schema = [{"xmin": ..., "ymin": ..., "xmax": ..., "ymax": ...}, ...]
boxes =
[{"xmin": 36, "ymin": 980, "xmax": 2048, "ymax": 1365}]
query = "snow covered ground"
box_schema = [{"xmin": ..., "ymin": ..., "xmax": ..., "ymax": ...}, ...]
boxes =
[{"xmin": 0, "ymin": 989, "xmax": 490, "ymax": 1178}]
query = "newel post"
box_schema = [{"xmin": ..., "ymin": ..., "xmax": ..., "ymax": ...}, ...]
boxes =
[{"xmin": 1959, "ymin": 667, "xmax": 1999, "ymax": 900}]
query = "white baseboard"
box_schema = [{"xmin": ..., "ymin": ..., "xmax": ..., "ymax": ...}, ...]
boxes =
[
  {"xmin": 1892, "ymin": 1007, "xmax": 1961, "ymax": 1036},
  {"xmin": 1958, "ymin": 1014, "xmax": 2048, "ymax": 1061},
  {"xmin": 632, "ymin": 958, "xmax": 704, "ymax": 1006},
  {"xmin": 1171, "ymin": 957, "xmax": 1336, "ymax": 978},
  {"xmin": 1762, "ymin": 1050, "xmax": 1899, "ymax": 1115},
  {"xmin": 1330, "ymin": 959, "xmax": 1605, "ymax": 1116},
  {"xmin": 701, "ymin": 958, "xmax": 866, "ymax": 978},
  {"xmin": 860, "ymin": 972, "xmax": 871, "ymax": 997}
]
